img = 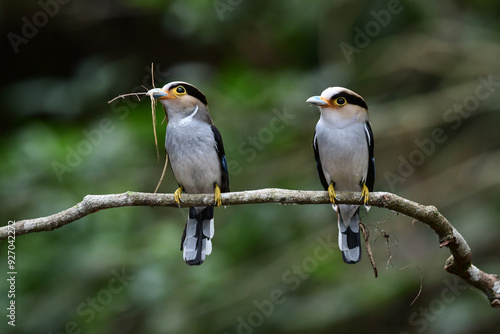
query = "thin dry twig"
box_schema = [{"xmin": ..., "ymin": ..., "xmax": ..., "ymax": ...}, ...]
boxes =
[
  {"xmin": 406, "ymin": 265, "xmax": 424, "ymax": 306},
  {"xmin": 150, "ymin": 62, "xmax": 160, "ymax": 162},
  {"xmin": 151, "ymin": 62, "xmax": 156, "ymax": 89},
  {"xmin": 392, "ymin": 264, "xmax": 424, "ymax": 306},
  {"xmin": 377, "ymin": 229, "xmax": 396, "ymax": 270},
  {"xmin": 360, "ymin": 222, "xmax": 378, "ymax": 278},
  {"xmin": 150, "ymin": 92, "xmax": 159, "ymax": 162},
  {"xmin": 107, "ymin": 92, "xmax": 146, "ymax": 104},
  {"xmin": 107, "ymin": 63, "xmax": 161, "ymax": 161},
  {"xmin": 154, "ymin": 154, "xmax": 169, "ymax": 193},
  {"xmin": 106, "ymin": 64, "xmax": 168, "ymax": 192}
]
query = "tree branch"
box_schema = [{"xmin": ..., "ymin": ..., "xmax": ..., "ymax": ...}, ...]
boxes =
[{"xmin": 1, "ymin": 189, "xmax": 499, "ymax": 307}]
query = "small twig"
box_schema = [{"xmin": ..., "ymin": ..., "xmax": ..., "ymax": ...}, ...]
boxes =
[
  {"xmin": 390, "ymin": 264, "xmax": 424, "ymax": 306},
  {"xmin": 150, "ymin": 62, "xmax": 160, "ymax": 162},
  {"xmin": 107, "ymin": 64, "xmax": 161, "ymax": 161},
  {"xmin": 107, "ymin": 92, "xmax": 146, "ymax": 104},
  {"xmin": 107, "ymin": 64, "xmax": 165, "ymax": 189},
  {"xmin": 154, "ymin": 154, "xmax": 169, "ymax": 193},
  {"xmin": 360, "ymin": 222, "xmax": 378, "ymax": 278},
  {"xmin": 406, "ymin": 265, "xmax": 424, "ymax": 306},
  {"xmin": 150, "ymin": 92, "xmax": 159, "ymax": 162},
  {"xmin": 151, "ymin": 62, "xmax": 156, "ymax": 89},
  {"xmin": 381, "ymin": 229, "xmax": 394, "ymax": 269}
]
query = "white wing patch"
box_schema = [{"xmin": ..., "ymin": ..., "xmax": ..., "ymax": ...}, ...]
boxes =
[{"xmin": 364, "ymin": 122, "xmax": 372, "ymax": 146}]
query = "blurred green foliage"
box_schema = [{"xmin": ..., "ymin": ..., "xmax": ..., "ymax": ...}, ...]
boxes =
[{"xmin": 1, "ymin": 0, "xmax": 500, "ymax": 333}]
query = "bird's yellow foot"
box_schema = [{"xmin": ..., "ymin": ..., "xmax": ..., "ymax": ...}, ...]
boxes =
[
  {"xmin": 214, "ymin": 184, "xmax": 222, "ymax": 207},
  {"xmin": 361, "ymin": 183, "xmax": 370, "ymax": 205},
  {"xmin": 174, "ymin": 186, "xmax": 183, "ymax": 205},
  {"xmin": 328, "ymin": 183, "xmax": 337, "ymax": 204}
]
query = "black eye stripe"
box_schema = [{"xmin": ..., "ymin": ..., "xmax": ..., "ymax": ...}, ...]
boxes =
[
  {"xmin": 170, "ymin": 83, "xmax": 208, "ymax": 105},
  {"xmin": 330, "ymin": 92, "xmax": 367, "ymax": 109}
]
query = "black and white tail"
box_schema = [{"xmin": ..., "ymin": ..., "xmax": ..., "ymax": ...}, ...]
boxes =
[
  {"xmin": 337, "ymin": 204, "xmax": 361, "ymax": 264},
  {"xmin": 181, "ymin": 207, "xmax": 214, "ymax": 266}
]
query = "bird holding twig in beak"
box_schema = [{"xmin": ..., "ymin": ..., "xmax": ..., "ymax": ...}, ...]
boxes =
[{"xmin": 147, "ymin": 81, "xmax": 229, "ymax": 266}]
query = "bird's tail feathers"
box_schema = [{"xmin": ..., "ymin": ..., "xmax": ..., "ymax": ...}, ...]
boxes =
[
  {"xmin": 181, "ymin": 207, "xmax": 214, "ymax": 265},
  {"xmin": 337, "ymin": 205, "xmax": 361, "ymax": 264}
]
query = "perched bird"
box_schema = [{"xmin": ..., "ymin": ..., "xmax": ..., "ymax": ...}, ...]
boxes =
[
  {"xmin": 147, "ymin": 81, "xmax": 229, "ymax": 265},
  {"xmin": 306, "ymin": 87, "xmax": 375, "ymax": 264}
]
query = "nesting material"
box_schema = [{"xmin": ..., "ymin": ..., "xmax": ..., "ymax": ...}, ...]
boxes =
[{"xmin": 107, "ymin": 63, "xmax": 168, "ymax": 193}]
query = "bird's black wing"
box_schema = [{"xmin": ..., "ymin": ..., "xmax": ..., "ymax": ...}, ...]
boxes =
[
  {"xmin": 211, "ymin": 125, "xmax": 230, "ymax": 192},
  {"xmin": 313, "ymin": 131, "xmax": 329, "ymax": 190},
  {"xmin": 364, "ymin": 121, "xmax": 375, "ymax": 191}
]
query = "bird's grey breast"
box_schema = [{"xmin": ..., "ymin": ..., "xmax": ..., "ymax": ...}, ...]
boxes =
[
  {"xmin": 315, "ymin": 120, "xmax": 368, "ymax": 190},
  {"xmin": 165, "ymin": 118, "xmax": 221, "ymax": 193}
]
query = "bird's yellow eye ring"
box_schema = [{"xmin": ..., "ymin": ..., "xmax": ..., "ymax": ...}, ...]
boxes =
[
  {"xmin": 174, "ymin": 86, "xmax": 186, "ymax": 96},
  {"xmin": 334, "ymin": 97, "xmax": 347, "ymax": 106}
]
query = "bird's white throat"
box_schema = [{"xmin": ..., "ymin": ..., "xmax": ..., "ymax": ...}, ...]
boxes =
[{"xmin": 178, "ymin": 105, "xmax": 199, "ymax": 126}]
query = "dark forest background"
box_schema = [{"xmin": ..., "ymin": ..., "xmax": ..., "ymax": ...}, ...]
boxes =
[{"xmin": 1, "ymin": 0, "xmax": 500, "ymax": 333}]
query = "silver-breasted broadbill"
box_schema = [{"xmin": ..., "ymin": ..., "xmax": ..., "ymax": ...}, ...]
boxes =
[
  {"xmin": 148, "ymin": 81, "xmax": 229, "ymax": 266},
  {"xmin": 307, "ymin": 87, "xmax": 375, "ymax": 264}
]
